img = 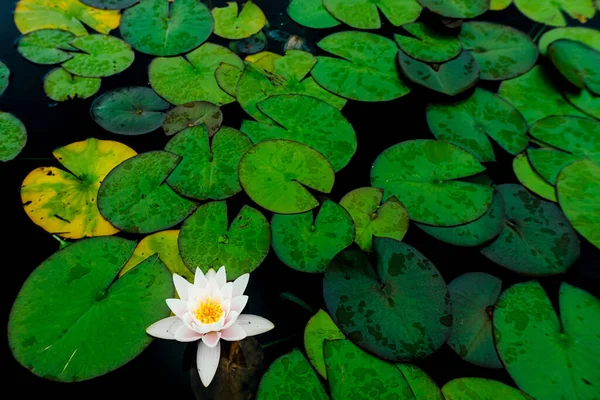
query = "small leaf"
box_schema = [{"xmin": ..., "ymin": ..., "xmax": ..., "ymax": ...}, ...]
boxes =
[
  {"xmin": 394, "ymin": 22, "xmax": 462, "ymax": 64},
  {"xmin": 212, "ymin": 1, "xmax": 266, "ymax": 40},
  {"xmin": 288, "ymin": 0, "xmax": 341, "ymax": 29},
  {"xmin": 0, "ymin": 112, "xmax": 27, "ymax": 162},
  {"xmin": 61, "ymin": 34, "xmax": 135, "ymax": 78},
  {"xmin": 0, "ymin": 61, "xmax": 8, "ymax": 96},
  {"xmin": 322, "ymin": 0, "xmax": 422, "ymax": 30},
  {"xmin": 17, "ymin": 29, "xmax": 76, "ymax": 65},
  {"xmin": 304, "ymin": 310, "xmax": 344, "ymax": 379},
  {"xmin": 44, "ymin": 68, "xmax": 101, "ymax": 102},
  {"xmin": 512, "ymin": 153, "xmax": 557, "ymax": 202},
  {"xmin": 162, "ymin": 101, "xmax": 223, "ymax": 137}
]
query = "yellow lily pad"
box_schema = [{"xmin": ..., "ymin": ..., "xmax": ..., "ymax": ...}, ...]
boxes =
[{"xmin": 21, "ymin": 138, "xmax": 136, "ymax": 239}]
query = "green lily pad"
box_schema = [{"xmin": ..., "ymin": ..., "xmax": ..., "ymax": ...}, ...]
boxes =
[
  {"xmin": 442, "ymin": 378, "xmax": 534, "ymax": 400},
  {"xmin": 239, "ymin": 139, "xmax": 335, "ymax": 214},
  {"xmin": 498, "ymin": 65, "xmax": 587, "ymax": 124},
  {"xmin": 447, "ymin": 273, "xmax": 503, "ymax": 368},
  {"xmin": 8, "ymin": 237, "xmax": 173, "ymax": 382},
  {"xmin": 513, "ymin": 153, "xmax": 557, "ymax": 202},
  {"xmin": 236, "ymin": 51, "xmax": 347, "ymax": 123},
  {"xmin": 304, "ymin": 310, "xmax": 345, "ymax": 379},
  {"xmin": 398, "ymin": 50, "xmax": 479, "ymax": 96},
  {"xmin": 271, "ymin": 200, "xmax": 354, "ymax": 273},
  {"xmin": 325, "ymin": 339, "xmax": 413, "ymax": 399},
  {"xmin": 17, "ymin": 29, "xmax": 76, "ymax": 65},
  {"xmin": 322, "ymin": 0, "xmax": 422, "ymax": 30},
  {"xmin": 0, "ymin": 112, "xmax": 27, "ymax": 162},
  {"xmin": 256, "ymin": 349, "xmax": 329, "ymax": 400},
  {"xmin": 394, "ymin": 22, "xmax": 462, "ymax": 63},
  {"xmin": 179, "ymin": 201, "xmax": 270, "ymax": 280},
  {"xmin": 339, "ymin": 187, "xmax": 409, "ymax": 252},
  {"xmin": 162, "ymin": 101, "xmax": 223, "ymax": 137},
  {"xmin": 43, "ymin": 68, "xmax": 101, "ymax": 102},
  {"xmin": 513, "ymin": 0, "xmax": 596, "ymax": 27},
  {"xmin": 14, "ymin": 0, "xmax": 121, "ymax": 36},
  {"xmin": 165, "ymin": 125, "xmax": 252, "ymax": 200},
  {"xmin": 324, "ymin": 238, "xmax": 452, "ymax": 361},
  {"xmin": 426, "ymin": 88, "xmax": 528, "ymax": 162},
  {"xmin": 98, "ymin": 151, "xmax": 197, "ymax": 234},
  {"xmin": 527, "ymin": 116, "xmax": 600, "ymax": 184},
  {"xmin": 212, "ymin": 1, "xmax": 265, "ymax": 40},
  {"xmin": 459, "ymin": 22, "xmax": 538, "ymax": 81},
  {"xmin": 240, "ymin": 94, "xmax": 357, "ymax": 172},
  {"xmin": 80, "ymin": 0, "xmax": 139, "ymax": 9},
  {"xmin": 539, "ymin": 27, "xmax": 600, "ymax": 56},
  {"xmin": 491, "ymin": 0, "xmax": 512, "ymax": 10},
  {"xmin": 371, "ymin": 139, "xmax": 493, "ymax": 226},
  {"xmin": 396, "ymin": 364, "xmax": 444, "ymax": 399},
  {"xmin": 149, "ymin": 43, "xmax": 243, "ymax": 105},
  {"xmin": 565, "ymin": 88, "xmax": 600, "ymax": 120},
  {"xmin": 61, "ymin": 34, "xmax": 135, "ymax": 78},
  {"xmin": 548, "ymin": 39, "xmax": 600, "ymax": 95},
  {"xmin": 91, "ymin": 87, "xmax": 170, "ymax": 135},
  {"xmin": 288, "ymin": 0, "xmax": 341, "ymax": 29},
  {"xmin": 311, "ymin": 31, "xmax": 411, "ymax": 102},
  {"xmin": 481, "ymin": 184, "xmax": 579, "ymax": 275},
  {"xmin": 0, "ymin": 61, "xmax": 8, "ymax": 96},
  {"xmin": 494, "ymin": 281, "xmax": 600, "ymax": 399},
  {"xmin": 120, "ymin": 0, "xmax": 213, "ymax": 56},
  {"xmin": 417, "ymin": 0, "xmax": 488, "ymax": 18},
  {"xmin": 416, "ymin": 190, "xmax": 504, "ymax": 247},
  {"xmin": 557, "ymin": 158, "xmax": 600, "ymax": 250},
  {"xmin": 215, "ymin": 62, "xmax": 242, "ymax": 97}
]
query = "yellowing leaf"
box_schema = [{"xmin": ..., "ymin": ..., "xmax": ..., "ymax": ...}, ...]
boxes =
[{"xmin": 21, "ymin": 138, "xmax": 136, "ymax": 239}]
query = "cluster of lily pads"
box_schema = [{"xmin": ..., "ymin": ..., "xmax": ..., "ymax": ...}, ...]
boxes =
[{"xmin": 3, "ymin": 0, "xmax": 600, "ymax": 399}]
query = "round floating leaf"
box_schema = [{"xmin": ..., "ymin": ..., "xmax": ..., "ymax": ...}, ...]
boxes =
[
  {"xmin": 256, "ymin": 349, "xmax": 329, "ymax": 400},
  {"xmin": 61, "ymin": 34, "xmax": 134, "ymax": 78},
  {"xmin": 149, "ymin": 43, "xmax": 243, "ymax": 105},
  {"xmin": 17, "ymin": 29, "xmax": 76, "ymax": 65},
  {"xmin": 498, "ymin": 65, "xmax": 587, "ymax": 124},
  {"xmin": 120, "ymin": 0, "xmax": 213, "ymax": 56},
  {"xmin": 447, "ymin": 273, "xmax": 502, "ymax": 368},
  {"xmin": 120, "ymin": 230, "xmax": 193, "ymax": 280},
  {"xmin": 513, "ymin": 0, "xmax": 596, "ymax": 27},
  {"xmin": 565, "ymin": 88, "xmax": 600, "ymax": 120},
  {"xmin": 459, "ymin": 22, "xmax": 538, "ymax": 81},
  {"xmin": 322, "ymin": 0, "xmax": 421, "ymax": 30},
  {"xmin": 416, "ymin": 190, "xmax": 504, "ymax": 247},
  {"xmin": 324, "ymin": 339, "xmax": 413, "ymax": 399},
  {"xmin": 0, "ymin": 112, "xmax": 27, "ymax": 162},
  {"xmin": 494, "ymin": 281, "xmax": 600, "ymax": 400},
  {"xmin": 426, "ymin": 88, "xmax": 528, "ymax": 162},
  {"xmin": 557, "ymin": 159, "xmax": 600, "ymax": 250},
  {"xmin": 8, "ymin": 237, "xmax": 172, "ymax": 382},
  {"xmin": 162, "ymin": 101, "xmax": 222, "ymax": 137},
  {"xmin": 491, "ymin": 0, "xmax": 512, "ymax": 10},
  {"xmin": 304, "ymin": 309, "xmax": 344, "ymax": 379},
  {"xmin": 539, "ymin": 27, "xmax": 600, "ymax": 56},
  {"xmin": 179, "ymin": 201, "xmax": 270, "ymax": 280},
  {"xmin": 339, "ymin": 187, "xmax": 409, "ymax": 252},
  {"xmin": 80, "ymin": 0, "xmax": 139, "ymax": 9},
  {"xmin": 396, "ymin": 364, "xmax": 444, "ymax": 399},
  {"xmin": 311, "ymin": 31, "xmax": 410, "ymax": 102},
  {"xmin": 527, "ymin": 116, "xmax": 600, "ymax": 184},
  {"xmin": 442, "ymin": 378, "xmax": 533, "ymax": 400},
  {"xmin": 324, "ymin": 238, "xmax": 452, "ymax": 361},
  {"xmin": 14, "ymin": 0, "xmax": 121, "ymax": 36},
  {"xmin": 240, "ymin": 94, "xmax": 356, "ymax": 172},
  {"xmin": 43, "ymin": 68, "xmax": 100, "ymax": 102},
  {"xmin": 548, "ymin": 39, "xmax": 600, "ymax": 95},
  {"xmin": 98, "ymin": 151, "xmax": 197, "ymax": 234},
  {"xmin": 371, "ymin": 139, "xmax": 493, "ymax": 226},
  {"xmin": 481, "ymin": 184, "xmax": 579, "ymax": 275},
  {"xmin": 236, "ymin": 50, "xmax": 346, "ymax": 123},
  {"xmin": 212, "ymin": 1, "xmax": 265, "ymax": 40},
  {"xmin": 513, "ymin": 153, "xmax": 557, "ymax": 202},
  {"xmin": 271, "ymin": 200, "xmax": 354, "ymax": 273},
  {"xmin": 21, "ymin": 138, "xmax": 136, "ymax": 239},
  {"xmin": 239, "ymin": 140, "xmax": 335, "ymax": 214},
  {"xmin": 91, "ymin": 87, "xmax": 170, "ymax": 135},
  {"xmin": 398, "ymin": 50, "xmax": 479, "ymax": 96},
  {"xmin": 165, "ymin": 125, "xmax": 252, "ymax": 200},
  {"xmin": 230, "ymin": 32, "xmax": 268, "ymax": 56},
  {"xmin": 417, "ymin": 0, "xmax": 488, "ymax": 18},
  {"xmin": 288, "ymin": 0, "xmax": 341, "ymax": 29},
  {"xmin": 394, "ymin": 22, "xmax": 462, "ymax": 63},
  {"xmin": 0, "ymin": 61, "xmax": 8, "ymax": 96}
]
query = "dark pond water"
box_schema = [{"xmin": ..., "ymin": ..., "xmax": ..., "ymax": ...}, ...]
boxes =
[{"xmin": 3, "ymin": 1, "xmax": 599, "ymax": 399}]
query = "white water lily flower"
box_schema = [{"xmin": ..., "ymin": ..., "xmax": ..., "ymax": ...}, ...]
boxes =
[{"xmin": 146, "ymin": 266, "xmax": 274, "ymax": 387}]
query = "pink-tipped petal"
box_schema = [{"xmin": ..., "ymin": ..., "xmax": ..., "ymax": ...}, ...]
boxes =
[
  {"xmin": 220, "ymin": 324, "xmax": 247, "ymax": 341},
  {"xmin": 206, "ymin": 268, "xmax": 216, "ymax": 279},
  {"xmin": 166, "ymin": 298, "xmax": 188, "ymax": 319},
  {"xmin": 229, "ymin": 295, "xmax": 249, "ymax": 314},
  {"xmin": 232, "ymin": 274, "xmax": 249, "ymax": 297},
  {"xmin": 214, "ymin": 266, "xmax": 227, "ymax": 288},
  {"xmin": 222, "ymin": 311, "xmax": 240, "ymax": 329},
  {"xmin": 196, "ymin": 341, "xmax": 220, "ymax": 388},
  {"xmin": 202, "ymin": 331, "xmax": 222, "ymax": 348},
  {"xmin": 236, "ymin": 314, "xmax": 275, "ymax": 336},
  {"xmin": 146, "ymin": 316, "xmax": 183, "ymax": 340},
  {"xmin": 173, "ymin": 274, "xmax": 191, "ymax": 301},
  {"xmin": 194, "ymin": 268, "xmax": 208, "ymax": 288},
  {"xmin": 174, "ymin": 324, "xmax": 204, "ymax": 342}
]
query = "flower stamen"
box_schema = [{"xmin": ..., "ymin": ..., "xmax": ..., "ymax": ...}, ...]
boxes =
[{"xmin": 194, "ymin": 298, "xmax": 223, "ymax": 324}]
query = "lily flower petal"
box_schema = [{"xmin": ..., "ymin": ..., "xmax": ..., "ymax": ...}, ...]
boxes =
[
  {"xmin": 174, "ymin": 324, "xmax": 204, "ymax": 342},
  {"xmin": 220, "ymin": 324, "xmax": 247, "ymax": 341},
  {"xmin": 197, "ymin": 341, "xmax": 220, "ymax": 388},
  {"xmin": 202, "ymin": 331, "xmax": 221, "ymax": 348},
  {"xmin": 214, "ymin": 266, "xmax": 227, "ymax": 288},
  {"xmin": 194, "ymin": 268, "xmax": 208, "ymax": 288},
  {"xmin": 165, "ymin": 298, "xmax": 187, "ymax": 319},
  {"xmin": 173, "ymin": 274, "xmax": 191, "ymax": 301},
  {"xmin": 232, "ymin": 273, "xmax": 249, "ymax": 297},
  {"xmin": 206, "ymin": 278, "xmax": 221, "ymax": 298},
  {"xmin": 220, "ymin": 282, "xmax": 233, "ymax": 303},
  {"xmin": 229, "ymin": 295, "xmax": 249, "ymax": 314},
  {"xmin": 222, "ymin": 311, "xmax": 240, "ymax": 330},
  {"xmin": 146, "ymin": 316, "xmax": 183, "ymax": 340},
  {"xmin": 205, "ymin": 268, "xmax": 216, "ymax": 279},
  {"xmin": 236, "ymin": 314, "xmax": 275, "ymax": 336}
]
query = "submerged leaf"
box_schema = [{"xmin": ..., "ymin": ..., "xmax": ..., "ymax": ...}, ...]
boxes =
[
  {"xmin": 288, "ymin": 0, "xmax": 341, "ymax": 29},
  {"xmin": 304, "ymin": 310, "xmax": 344, "ymax": 379},
  {"xmin": 0, "ymin": 112, "xmax": 27, "ymax": 162},
  {"xmin": 394, "ymin": 22, "xmax": 462, "ymax": 63},
  {"xmin": 17, "ymin": 29, "xmax": 76, "ymax": 65},
  {"xmin": 212, "ymin": 1, "xmax": 266, "ymax": 40},
  {"xmin": 322, "ymin": 0, "xmax": 421, "ymax": 30},
  {"xmin": 80, "ymin": 0, "xmax": 139, "ymax": 10},
  {"xmin": 61, "ymin": 34, "xmax": 135, "ymax": 78},
  {"xmin": 43, "ymin": 68, "xmax": 101, "ymax": 102},
  {"xmin": 162, "ymin": 101, "xmax": 223, "ymax": 137}
]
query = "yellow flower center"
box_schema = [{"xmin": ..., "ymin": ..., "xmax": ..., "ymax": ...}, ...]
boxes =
[{"xmin": 194, "ymin": 298, "xmax": 223, "ymax": 324}]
